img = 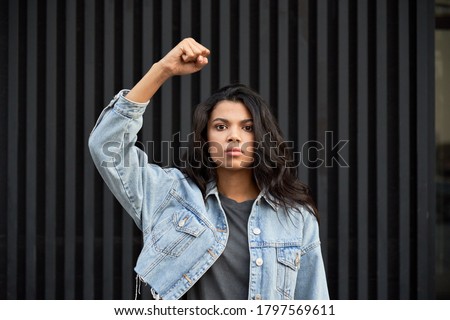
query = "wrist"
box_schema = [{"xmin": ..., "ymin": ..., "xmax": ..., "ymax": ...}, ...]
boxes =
[{"xmin": 153, "ymin": 59, "xmax": 173, "ymax": 81}]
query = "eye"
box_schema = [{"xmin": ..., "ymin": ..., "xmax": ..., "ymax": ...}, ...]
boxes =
[
  {"xmin": 243, "ymin": 125, "xmax": 254, "ymax": 132},
  {"xmin": 215, "ymin": 124, "xmax": 227, "ymax": 131}
]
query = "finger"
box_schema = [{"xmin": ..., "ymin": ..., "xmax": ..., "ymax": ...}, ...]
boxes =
[
  {"xmin": 180, "ymin": 52, "xmax": 191, "ymax": 63},
  {"xmin": 179, "ymin": 41, "xmax": 196, "ymax": 62},
  {"xmin": 194, "ymin": 56, "xmax": 208, "ymax": 70},
  {"xmin": 197, "ymin": 44, "xmax": 210, "ymax": 57},
  {"xmin": 184, "ymin": 42, "xmax": 204, "ymax": 63},
  {"xmin": 189, "ymin": 40, "xmax": 210, "ymax": 57},
  {"xmin": 197, "ymin": 55, "xmax": 208, "ymax": 65}
]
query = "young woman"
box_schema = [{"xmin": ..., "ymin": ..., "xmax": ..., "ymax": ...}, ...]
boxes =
[{"xmin": 89, "ymin": 38, "xmax": 329, "ymax": 300}]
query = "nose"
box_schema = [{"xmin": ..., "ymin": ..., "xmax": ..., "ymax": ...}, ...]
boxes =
[{"xmin": 227, "ymin": 127, "xmax": 241, "ymax": 143}]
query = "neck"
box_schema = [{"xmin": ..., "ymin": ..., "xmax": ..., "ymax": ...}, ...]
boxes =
[{"xmin": 215, "ymin": 168, "xmax": 260, "ymax": 202}]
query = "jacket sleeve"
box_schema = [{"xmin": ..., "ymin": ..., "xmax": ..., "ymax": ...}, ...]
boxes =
[
  {"xmin": 88, "ymin": 90, "xmax": 175, "ymax": 230},
  {"xmin": 294, "ymin": 210, "xmax": 330, "ymax": 300}
]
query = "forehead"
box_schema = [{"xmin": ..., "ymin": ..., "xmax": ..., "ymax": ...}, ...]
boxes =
[{"xmin": 209, "ymin": 100, "xmax": 252, "ymax": 121}]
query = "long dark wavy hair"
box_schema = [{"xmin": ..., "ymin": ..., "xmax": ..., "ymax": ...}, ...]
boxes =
[{"xmin": 178, "ymin": 83, "xmax": 319, "ymax": 221}]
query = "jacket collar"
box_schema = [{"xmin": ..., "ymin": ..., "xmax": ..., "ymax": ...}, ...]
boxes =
[{"xmin": 205, "ymin": 181, "xmax": 279, "ymax": 212}]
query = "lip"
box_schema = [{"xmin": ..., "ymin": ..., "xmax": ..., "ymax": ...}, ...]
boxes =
[{"xmin": 225, "ymin": 147, "xmax": 243, "ymax": 156}]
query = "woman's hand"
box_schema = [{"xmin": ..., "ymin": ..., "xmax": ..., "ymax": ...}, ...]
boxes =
[
  {"xmin": 158, "ymin": 38, "xmax": 210, "ymax": 77},
  {"xmin": 126, "ymin": 38, "xmax": 209, "ymax": 103}
]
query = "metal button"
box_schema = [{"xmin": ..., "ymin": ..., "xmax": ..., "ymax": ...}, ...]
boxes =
[
  {"xmin": 178, "ymin": 217, "xmax": 188, "ymax": 227},
  {"xmin": 255, "ymin": 258, "xmax": 263, "ymax": 266},
  {"xmin": 255, "ymin": 294, "xmax": 262, "ymax": 300},
  {"xmin": 295, "ymin": 253, "xmax": 300, "ymax": 267},
  {"xmin": 253, "ymin": 227, "xmax": 261, "ymax": 235}
]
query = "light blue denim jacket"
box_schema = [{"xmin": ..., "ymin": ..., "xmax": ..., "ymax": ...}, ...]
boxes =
[{"xmin": 88, "ymin": 90, "xmax": 329, "ymax": 300}]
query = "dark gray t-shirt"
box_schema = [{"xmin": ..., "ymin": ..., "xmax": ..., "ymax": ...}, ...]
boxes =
[{"xmin": 185, "ymin": 194, "xmax": 254, "ymax": 300}]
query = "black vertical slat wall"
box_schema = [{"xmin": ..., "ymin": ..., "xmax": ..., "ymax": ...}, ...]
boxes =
[{"xmin": 0, "ymin": 0, "xmax": 435, "ymax": 299}]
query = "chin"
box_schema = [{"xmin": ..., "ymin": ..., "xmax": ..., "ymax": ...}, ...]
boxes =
[
  {"xmin": 222, "ymin": 160, "xmax": 254, "ymax": 170},
  {"xmin": 212, "ymin": 155, "xmax": 254, "ymax": 170}
]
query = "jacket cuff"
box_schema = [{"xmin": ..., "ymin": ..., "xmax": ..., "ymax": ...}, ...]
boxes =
[{"xmin": 113, "ymin": 89, "xmax": 150, "ymax": 119}]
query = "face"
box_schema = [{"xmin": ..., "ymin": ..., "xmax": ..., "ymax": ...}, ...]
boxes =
[{"xmin": 207, "ymin": 100, "xmax": 255, "ymax": 170}]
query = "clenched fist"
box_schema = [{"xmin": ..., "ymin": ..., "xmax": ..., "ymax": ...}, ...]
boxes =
[
  {"xmin": 126, "ymin": 38, "xmax": 210, "ymax": 103},
  {"xmin": 159, "ymin": 38, "xmax": 210, "ymax": 77}
]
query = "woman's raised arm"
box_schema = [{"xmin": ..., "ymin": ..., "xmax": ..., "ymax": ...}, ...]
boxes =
[{"xmin": 88, "ymin": 38, "xmax": 209, "ymax": 228}]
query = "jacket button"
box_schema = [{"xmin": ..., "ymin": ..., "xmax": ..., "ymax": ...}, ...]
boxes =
[
  {"xmin": 253, "ymin": 227, "xmax": 261, "ymax": 235},
  {"xmin": 255, "ymin": 258, "xmax": 263, "ymax": 266},
  {"xmin": 255, "ymin": 294, "xmax": 262, "ymax": 300},
  {"xmin": 178, "ymin": 217, "xmax": 188, "ymax": 227}
]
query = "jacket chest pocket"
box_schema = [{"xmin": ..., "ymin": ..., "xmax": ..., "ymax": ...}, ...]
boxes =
[
  {"xmin": 151, "ymin": 209, "xmax": 206, "ymax": 257},
  {"xmin": 276, "ymin": 246, "xmax": 301, "ymax": 299}
]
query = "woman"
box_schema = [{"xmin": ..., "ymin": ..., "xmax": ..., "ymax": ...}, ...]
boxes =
[{"xmin": 89, "ymin": 38, "xmax": 329, "ymax": 300}]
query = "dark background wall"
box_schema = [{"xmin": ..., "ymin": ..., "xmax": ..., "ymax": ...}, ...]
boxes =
[{"xmin": 0, "ymin": 0, "xmax": 435, "ymax": 299}]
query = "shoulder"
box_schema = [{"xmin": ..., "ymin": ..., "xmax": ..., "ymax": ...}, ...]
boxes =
[
  {"xmin": 160, "ymin": 166, "xmax": 204, "ymax": 201},
  {"xmin": 294, "ymin": 205, "xmax": 322, "ymax": 252},
  {"xmin": 143, "ymin": 164, "xmax": 201, "ymax": 196},
  {"xmin": 282, "ymin": 203, "xmax": 318, "ymax": 224}
]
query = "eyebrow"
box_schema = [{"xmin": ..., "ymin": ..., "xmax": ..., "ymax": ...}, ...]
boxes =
[{"xmin": 211, "ymin": 118, "xmax": 253, "ymax": 124}]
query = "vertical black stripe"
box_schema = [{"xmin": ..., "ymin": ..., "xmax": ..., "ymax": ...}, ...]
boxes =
[
  {"xmin": 83, "ymin": 0, "xmax": 96, "ymax": 299},
  {"xmin": 259, "ymin": 0, "xmax": 270, "ymax": 102},
  {"xmin": 398, "ymin": 0, "xmax": 411, "ymax": 299},
  {"xmin": 348, "ymin": 0, "xmax": 358, "ymax": 299},
  {"xmin": 36, "ymin": 0, "xmax": 47, "ymax": 299},
  {"xmin": 316, "ymin": 0, "xmax": 329, "ymax": 272},
  {"xmin": 376, "ymin": 0, "xmax": 389, "ymax": 299},
  {"xmin": 121, "ymin": 0, "xmax": 136, "ymax": 299},
  {"xmin": 0, "ymin": 0, "xmax": 9, "ymax": 301},
  {"xmin": 249, "ymin": 0, "xmax": 259, "ymax": 90},
  {"xmin": 191, "ymin": 0, "xmax": 201, "ymax": 108},
  {"xmin": 7, "ymin": 0, "xmax": 19, "ymax": 300},
  {"xmin": 102, "ymin": 0, "xmax": 116, "ymax": 300},
  {"xmin": 171, "ymin": 0, "xmax": 181, "ymax": 147},
  {"xmin": 356, "ymin": 0, "xmax": 369, "ymax": 299},
  {"xmin": 45, "ymin": 0, "xmax": 57, "ymax": 299},
  {"xmin": 25, "ymin": 0, "xmax": 38, "ymax": 299},
  {"xmin": 160, "ymin": 0, "xmax": 173, "ymax": 167},
  {"xmin": 277, "ymin": 0, "xmax": 289, "ymax": 135},
  {"xmin": 297, "ymin": 0, "xmax": 309, "ymax": 185},
  {"xmin": 307, "ymin": 0, "xmax": 317, "ymax": 198},
  {"xmin": 55, "ymin": 0, "xmax": 66, "ymax": 300},
  {"xmin": 219, "ymin": 0, "xmax": 230, "ymax": 87},
  {"xmin": 239, "ymin": 0, "xmax": 251, "ymax": 85},
  {"xmin": 180, "ymin": 0, "xmax": 192, "ymax": 145},
  {"xmin": 416, "ymin": 0, "xmax": 435, "ymax": 299},
  {"xmin": 210, "ymin": 0, "xmax": 220, "ymax": 92},
  {"xmin": 338, "ymin": 0, "xmax": 350, "ymax": 300},
  {"xmin": 387, "ymin": 0, "xmax": 400, "ymax": 299},
  {"xmin": 200, "ymin": 0, "xmax": 212, "ymax": 100},
  {"xmin": 288, "ymin": 0, "xmax": 298, "ymax": 144},
  {"xmin": 64, "ymin": 0, "xmax": 77, "ymax": 299}
]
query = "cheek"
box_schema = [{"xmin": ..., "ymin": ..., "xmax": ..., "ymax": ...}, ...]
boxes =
[
  {"xmin": 207, "ymin": 142, "xmax": 226, "ymax": 167},
  {"xmin": 242, "ymin": 134, "xmax": 256, "ymax": 153},
  {"xmin": 241, "ymin": 142, "xmax": 254, "ymax": 154},
  {"xmin": 206, "ymin": 129, "xmax": 226, "ymax": 156},
  {"xmin": 207, "ymin": 142, "xmax": 222, "ymax": 157},
  {"xmin": 206, "ymin": 128, "xmax": 219, "ymax": 144}
]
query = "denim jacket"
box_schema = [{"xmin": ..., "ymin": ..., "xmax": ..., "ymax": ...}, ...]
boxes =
[{"xmin": 88, "ymin": 90, "xmax": 329, "ymax": 300}]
